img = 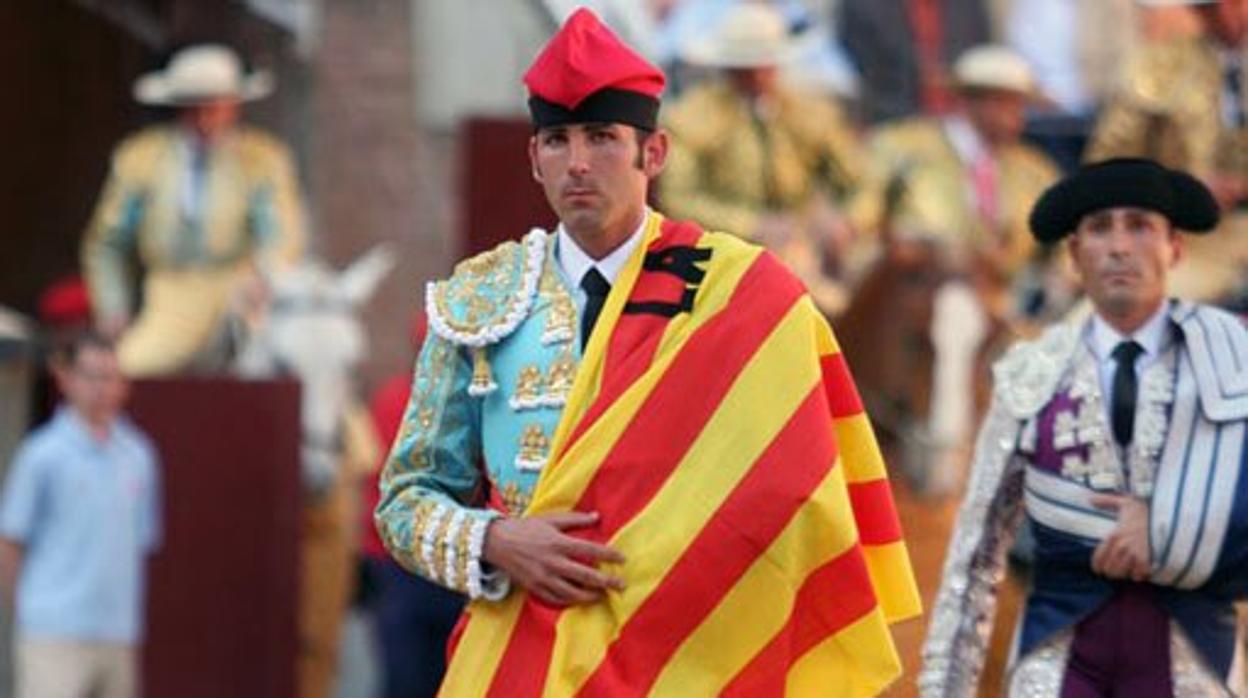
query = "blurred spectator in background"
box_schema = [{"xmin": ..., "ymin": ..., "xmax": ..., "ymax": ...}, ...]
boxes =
[
  {"xmin": 0, "ymin": 333, "xmax": 160, "ymax": 698},
  {"xmin": 653, "ymin": 0, "xmax": 860, "ymax": 99},
  {"xmin": 1004, "ymin": 0, "xmax": 1136, "ymax": 172},
  {"xmin": 1086, "ymin": 0, "xmax": 1248, "ymax": 305},
  {"xmin": 848, "ymin": 44, "xmax": 1060, "ymax": 318},
  {"xmin": 1087, "ymin": 0, "xmax": 1239, "ymax": 181},
  {"xmin": 81, "ymin": 43, "xmax": 307, "ymax": 377},
  {"xmin": 838, "ymin": 0, "xmax": 992, "ymax": 124},
  {"xmin": 360, "ymin": 314, "xmax": 463, "ymax": 698},
  {"xmin": 660, "ymin": 1, "xmax": 862, "ymax": 314},
  {"xmin": 779, "ymin": 0, "xmax": 862, "ymax": 103}
]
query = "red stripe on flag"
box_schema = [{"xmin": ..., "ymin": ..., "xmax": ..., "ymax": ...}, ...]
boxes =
[
  {"xmin": 573, "ymin": 387, "xmax": 836, "ymax": 696},
  {"xmin": 847, "ymin": 479, "xmax": 903, "ymax": 546},
  {"xmin": 600, "ymin": 220, "xmax": 703, "ymax": 394},
  {"xmin": 720, "ymin": 545, "xmax": 878, "ymax": 697},
  {"xmin": 820, "ymin": 352, "xmax": 864, "ymax": 418},
  {"xmin": 445, "ymin": 613, "xmax": 468, "ymax": 666},
  {"xmin": 483, "ymin": 604, "xmax": 560, "ymax": 698},
  {"xmin": 489, "ymin": 252, "xmax": 806, "ymax": 695}
]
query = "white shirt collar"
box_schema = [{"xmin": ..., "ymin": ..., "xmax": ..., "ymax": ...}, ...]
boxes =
[
  {"xmin": 1088, "ymin": 300, "xmax": 1173, "ymax": 363},
  {"xmin": 941, "ymin": 114, "xmax": 989, "ymax": 168},
  {"xmin": 556, "ymin": 210, "xmax": 648, "ymax": 288}
]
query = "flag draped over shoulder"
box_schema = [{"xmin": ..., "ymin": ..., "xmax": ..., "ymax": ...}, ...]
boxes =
[{"xmin": 440, "ymin": 213, "xmax": 921, "ymax": 697}]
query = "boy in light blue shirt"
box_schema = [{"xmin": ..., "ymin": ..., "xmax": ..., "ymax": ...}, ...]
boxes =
[{"xmin": 0, "ymin": 333, "xmax": 160, "ymax": 698}]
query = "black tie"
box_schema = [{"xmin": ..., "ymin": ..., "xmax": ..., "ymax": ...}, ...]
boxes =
[
  {"xmin": 580, "ymin": 268, "xmax": 610, "ymax": 350},
  {"xmin": 1111, "ymin": 340, "xmax": 1145, "ymax": 447}
]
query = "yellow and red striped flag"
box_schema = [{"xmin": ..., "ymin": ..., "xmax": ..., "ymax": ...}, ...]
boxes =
[{"xmin": 441, "ymin": 213, "xmax": 921, "ymax": 697}]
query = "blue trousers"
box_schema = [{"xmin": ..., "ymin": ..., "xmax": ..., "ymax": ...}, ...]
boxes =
[{"xmin": 368, "ymin": 558, "xmax": 465, "ymax": 698}]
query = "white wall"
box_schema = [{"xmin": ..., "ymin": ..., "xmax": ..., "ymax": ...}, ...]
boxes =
[{"xmin": 412, "ymin": 0, "xmax": 552, "ymax": 130}]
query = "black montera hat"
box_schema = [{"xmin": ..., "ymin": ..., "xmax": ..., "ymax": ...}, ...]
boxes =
[{"xmin": 1029, "ymin": 158, "xmax": 1220, "ymax": 242}]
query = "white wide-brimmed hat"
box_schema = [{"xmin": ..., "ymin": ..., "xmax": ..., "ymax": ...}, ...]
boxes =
[
  {"xmin": 133, "ymin": 44, "xmax": 273, "ymax": 106},
  {"xmin": 682, "ymin": 3, "xmax": 798, "ymax": 69},
  {"xmin": 951, "ymin": 45, "xmax": 1037, "ymax": 96}
]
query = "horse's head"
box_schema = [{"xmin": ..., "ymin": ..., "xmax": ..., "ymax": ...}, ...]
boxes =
[{"xmin": 234, "ymin": 245, "xmax": 395, "ymax": 494}]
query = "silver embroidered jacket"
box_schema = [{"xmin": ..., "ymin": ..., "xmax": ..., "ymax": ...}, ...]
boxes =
[{"xmin": 920, "ymin": 301, "xmax": 1248, "ymax": 696}]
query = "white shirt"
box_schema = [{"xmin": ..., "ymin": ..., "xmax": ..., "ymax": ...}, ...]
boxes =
[
  {"xmin": 555, "ymin": 210, "xmax": 648, "ymax": 291},
  {"xmin": 1085, "ymin": 300, "xmax": 1175, "ymax": 419},
  {"xmin": 942, "ymin": 114, "xmax": 988, "ymax": 170},
  {"xmin": 177, "ymin": 130, "xmax": 211, "ymax": 225},
  {"xmin": 942, "ymin": 115, "xmax": 998, "ymax": 224}
]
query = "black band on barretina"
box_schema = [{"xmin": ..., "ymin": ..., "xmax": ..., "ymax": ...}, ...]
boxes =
[{"xmin": 529, "ymin": 88, "xmax": 660, "ymax": 131}]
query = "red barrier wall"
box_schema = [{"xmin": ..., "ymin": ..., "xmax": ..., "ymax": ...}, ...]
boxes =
[
  {"xmin": 129, "ymin": 378, "xmax": 301, "ymax": 698},
  {"xmin": 460, "ymin": 117, "xmax": 557, "ymax": 256}
]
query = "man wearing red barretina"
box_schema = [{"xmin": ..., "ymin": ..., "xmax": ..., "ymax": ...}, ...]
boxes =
[{"xmin": 376, "ymin": 9, "xmax": 920, "ymax": 696}]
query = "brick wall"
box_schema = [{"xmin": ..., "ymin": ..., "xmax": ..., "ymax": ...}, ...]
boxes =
[{"xmin": 311, "ymin": 0, "xmax": 455, "ymax": 391}]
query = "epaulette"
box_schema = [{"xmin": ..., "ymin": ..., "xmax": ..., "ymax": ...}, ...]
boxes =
[
  {"xmin": 231, "ymin": 126, "xmax": 295, "ymax": 171},
  {"xmin": 1119, "ymin": 38, "xmax": 1217, "ymax": 114},
  {"xmin": 1173, "ymin": 302, "xmax": 1248, "ymax": 421},
  {"xmin": 992, "ymin": 315, "xmax": 1084, "ymax": 420},
  {"xmin": 425, "ymin": 228, "xmax": 548, "ymax": 349},
  {"xmin": 1008, "ymin": 142, "xmax": 1061, "ymax": 182},
  {"xmin": 112, "ymin": 126, "xmax": 173, "ymax": 181},
  {"xmin": 664, "ymin": 82, "xmax": 735, "ymax": 149},
  {"xmin": 865, "ymin": 118, "xmax": 946, "ymax": 174},
  {"xmin": 780, "ymin": 86, "xmax": 852, "ymax": 145}
]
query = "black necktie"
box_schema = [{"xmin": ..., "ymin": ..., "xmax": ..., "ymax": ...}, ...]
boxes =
[
  {"xmin": 1111, "ymin": 340, "xmax": 1145, "ymax": 447},
  {"xmin": 580, "ymin": 268, "xmax": 610, "ymax": 350}
]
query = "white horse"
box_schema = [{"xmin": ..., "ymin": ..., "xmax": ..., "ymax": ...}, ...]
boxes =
[
  {"xmin": 231, "ymin": 246, "xmax": 394, "ymax": 692},
  {"xmin": 232, "ymin": 246, "xmax": 395, "ymax": 495},
  {"xmin": 923, "ymin": 281, "xmax": 991, "ymax": 496}
]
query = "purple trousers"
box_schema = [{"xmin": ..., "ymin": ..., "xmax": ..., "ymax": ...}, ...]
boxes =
[{"xmin": 1060, "ymin": 584, "xmax": 1173, "ymax": 697}]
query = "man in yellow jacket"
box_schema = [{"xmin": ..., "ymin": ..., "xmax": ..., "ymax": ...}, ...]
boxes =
[
  {"xmin": 82, "ymin": 44, "xmax": 307, "ymax": 377},
  {"xmin": 848, "ymin": 44, "xmax": 1060, "ymax": 303},
  {"xmin": 660, "ymin": 3, "xmax": 862, "ymax": 315}
]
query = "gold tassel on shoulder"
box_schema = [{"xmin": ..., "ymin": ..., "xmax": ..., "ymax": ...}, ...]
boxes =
[{"xmin": 467, "ymin": 346, "xmax": 498, "ymax": 396}]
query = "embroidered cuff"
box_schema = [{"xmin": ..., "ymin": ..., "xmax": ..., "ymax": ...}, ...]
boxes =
[
  {"xmin": 468, "ymin": 513, "xmax": 510, "ymax": 601},
  {"xmin": 418, "ymin": 504, "xmax": 452, "ymax": 582},
  {"xmin": 412, "ymin": 504, "xmax": 510, "ymax": 599}
]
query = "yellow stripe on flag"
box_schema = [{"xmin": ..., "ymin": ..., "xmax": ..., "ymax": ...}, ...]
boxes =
[
  {"xmin": 546, "ymin": 300, "xmax": 822, "ymax": 695},
  {"xmin": 436, "ymin": 598, "xmax": 524, "ymax": 698},
  {"xmin": 864, "ymin": 541, "xmax": 922, "ymax": 622},
  {"xmin": 835, "ymin": 413, "xmax": 889, "ymax": 484},
  {"xmin": 647, "ymin": 466, "xmax": 861, "ymax": 696},
  {"xmin": 785, "ymin": 608, "xmax": 902, "ymax": 697},
  {"xmin": 813, "ymin": 308, "xmax": 843, "ymax": 357}
]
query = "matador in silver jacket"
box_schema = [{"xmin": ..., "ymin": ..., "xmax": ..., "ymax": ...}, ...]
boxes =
[{"xmin": 922, "ymin": 158, "xmax": 1248, "ymax": 696}]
